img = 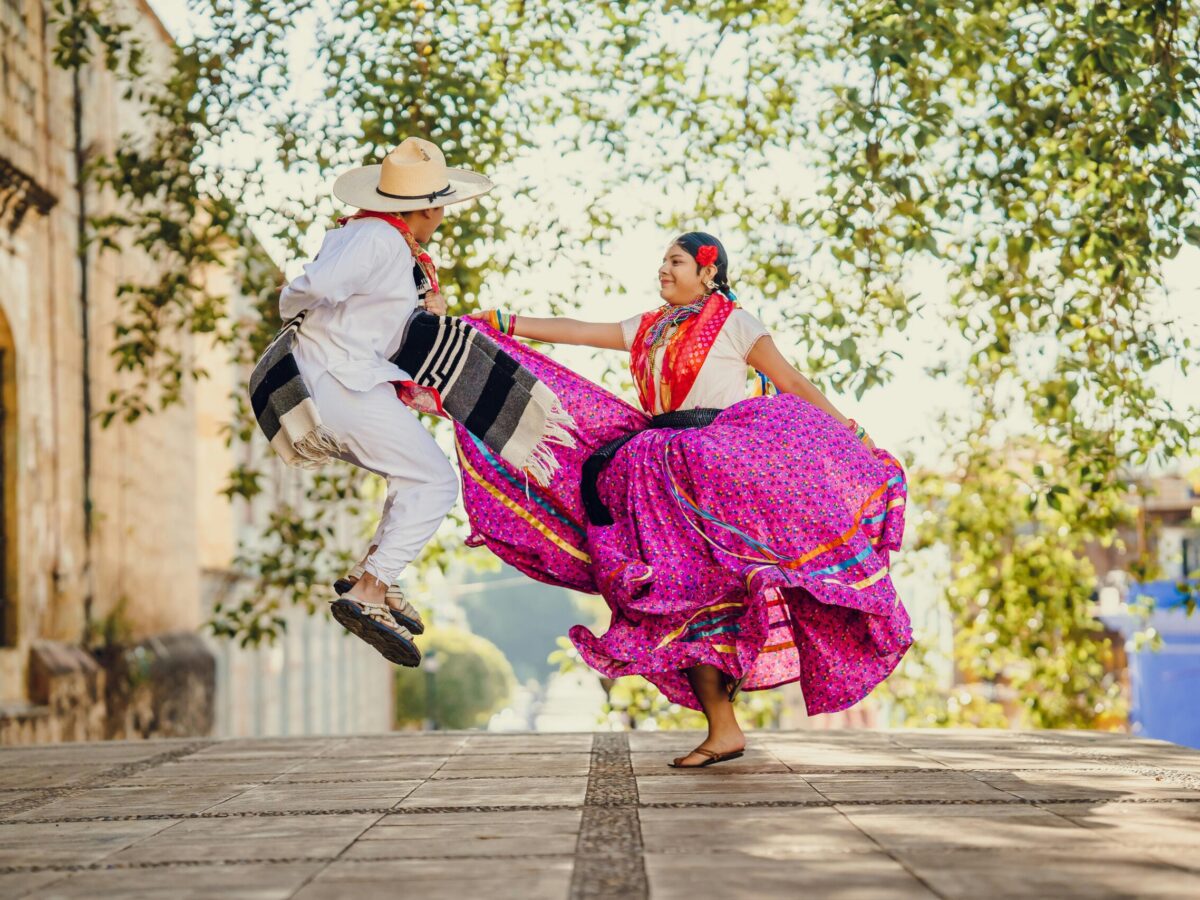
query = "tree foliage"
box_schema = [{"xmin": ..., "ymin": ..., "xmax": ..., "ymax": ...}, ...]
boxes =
[
  {"xmin": 52, "ymin": 0, "xmax": 1200, "ymax": 728},
  {"xmin": 394, "ymin": 624, "xmax": 516, "ymax": 729}
]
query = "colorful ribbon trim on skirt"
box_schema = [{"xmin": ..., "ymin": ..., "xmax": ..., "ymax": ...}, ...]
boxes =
[
  {"xmin": 456, "ymin": 436, "xmax": 592, "ymax": 564},
  {"xmin": 659, "ymin": 433, "xmax": 906, "ymax": 588}
]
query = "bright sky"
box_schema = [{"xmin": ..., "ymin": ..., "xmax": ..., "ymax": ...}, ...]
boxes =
[{"xmin": 149, "ymin": 1, "xmax": 1200, "ymax": 473}]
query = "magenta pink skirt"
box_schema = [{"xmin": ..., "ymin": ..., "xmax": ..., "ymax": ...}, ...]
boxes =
[{"xmin": 455, "ymin": 319, "xmax": 911, "ymax": 714}]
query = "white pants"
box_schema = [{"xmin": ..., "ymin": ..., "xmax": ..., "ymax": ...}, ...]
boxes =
[{"xmin": 310, "ymin": 372, "xmax": 459, "ymax": 584}]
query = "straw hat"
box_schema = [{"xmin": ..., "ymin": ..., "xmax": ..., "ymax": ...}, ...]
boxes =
[{"xmin": 332, "ymin": 137, "xmax": 494, "ymax": 213}]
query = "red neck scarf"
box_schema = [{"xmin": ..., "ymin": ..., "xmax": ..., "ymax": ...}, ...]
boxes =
[
  {"xmin": 338, "ymin": 210, "xmax": 440, "ymax": 295},
  {"xmin": 629, "ymin": 292, "xmax": 736, "ymax": 414}
]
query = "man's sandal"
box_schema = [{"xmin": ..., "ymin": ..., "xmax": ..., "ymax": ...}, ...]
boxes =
[
  {"xmin": 668, "ymin": 748, "xmax": 745, "ymax": 769},
  {"xmin": 384, "ymin": 585, "xmax": 424, "ymax": 635},
  {"xmin": 330, "ymin": 597, "xmax": 421, "ymax": 667},
  {"xmin": 332, "ymin": 577, "xmax": 424, "ymax": 635},
  {"xmin": 332, "ymin": 564, "xmax": 365, "ymax": 597}
]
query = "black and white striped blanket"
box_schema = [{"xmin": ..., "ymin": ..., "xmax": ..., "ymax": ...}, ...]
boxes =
[
  {"xmin": 391, "ymin": 311, "xmax": 575, "ymax": 486},
  {"xmin": 249, "ymin": 312, "xmax": 344, "ymax": 469},
  {"xmin": 249, "ymin": 311, "xmax": 575, "ymax": 485}
]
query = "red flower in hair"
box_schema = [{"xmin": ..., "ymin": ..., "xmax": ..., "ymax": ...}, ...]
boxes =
[{"xmin": 695, "ymin": 245, "xmax": 718, "ymax": 267}]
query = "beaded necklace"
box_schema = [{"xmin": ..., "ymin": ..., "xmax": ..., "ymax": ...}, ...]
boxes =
[
  {"xmin": 642, "ymin": 294, "xmax": 710, "ymax": 350},
  {"xmin": 642, "ymin": 294, "xmax": 711, "ymax": 411}
]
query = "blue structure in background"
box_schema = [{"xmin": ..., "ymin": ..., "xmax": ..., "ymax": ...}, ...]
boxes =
[{"xmin": 1102, "ymin": 580, "xmax": 1200, "ymax": 749}]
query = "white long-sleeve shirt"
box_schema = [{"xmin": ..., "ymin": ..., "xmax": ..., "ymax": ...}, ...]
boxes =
[{"xmin": 280, "ymin": 216, "xmax": 420, "ymax": 392}]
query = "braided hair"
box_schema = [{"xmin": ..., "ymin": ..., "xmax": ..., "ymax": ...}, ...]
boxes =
[{"xmin": 672, "ymin": 232, "xmax": 736, "ymax": 301}]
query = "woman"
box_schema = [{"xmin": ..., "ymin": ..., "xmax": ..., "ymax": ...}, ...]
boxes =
[{"xmin": 458, "ymin": 233, "xmax": 910, "ymax": 767}]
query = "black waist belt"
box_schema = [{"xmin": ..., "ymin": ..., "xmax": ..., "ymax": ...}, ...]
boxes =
[{"xmin": 581, "ymin": 408, "xmax": 722, "ymax": 526}]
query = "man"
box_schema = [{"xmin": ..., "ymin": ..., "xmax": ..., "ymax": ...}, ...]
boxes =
[{"xmin": 274, "ymin": 137, "xmax": 494, "ymax": 666}]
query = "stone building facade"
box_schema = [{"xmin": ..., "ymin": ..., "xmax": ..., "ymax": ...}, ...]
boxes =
[{"xmin": 0, "ymin": 0, "xmax": 393, "ymax": 743}]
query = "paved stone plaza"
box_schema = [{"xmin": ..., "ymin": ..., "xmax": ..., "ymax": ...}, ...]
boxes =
[{"xmin": 1, "ymin": 729, "xmax": 1199, "ymax": 898}]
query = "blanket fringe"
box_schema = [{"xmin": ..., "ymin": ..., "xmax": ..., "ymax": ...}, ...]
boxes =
[
  {"xmin": 520, "ymin": 396, "xmax": 578, "ymax": 487},
  {"xmin": 524, "ymin": 442, "xmax": 561, "ymax": 487},
  {"xmin": 288, "ymin": 426, "xmax": 344, "ymax": 469},
  {"xmin": 542, "ymin": 399, "xmax": 578, "ymax": 449}
]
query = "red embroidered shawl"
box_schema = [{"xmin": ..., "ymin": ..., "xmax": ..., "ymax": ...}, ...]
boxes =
[{"xmin": 629, "ymin": 293, "xmax": 737, "ymax": 414}]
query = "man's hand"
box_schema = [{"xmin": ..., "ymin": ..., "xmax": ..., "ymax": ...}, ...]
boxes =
[{"xmin": 422, "ymin": 291, "xmax": 447, "ymax": 316}]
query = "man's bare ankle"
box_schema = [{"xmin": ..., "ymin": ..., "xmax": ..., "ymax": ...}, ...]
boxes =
[{"xmin": 348, "ymin": 572, "xmax": 388, "ymax": 604}]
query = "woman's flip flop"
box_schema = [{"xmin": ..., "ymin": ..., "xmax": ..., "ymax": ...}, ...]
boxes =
[
  {"xmin": 330, "ymin": 597, "xmax": 421, "ymax": 667},
  {"xmin": 726, "ymin": 673, "xmax": 748, "ymax": 701},
  {"xmin": 668, "ymin": 748, "xmax": 746, "ymax": 769}
]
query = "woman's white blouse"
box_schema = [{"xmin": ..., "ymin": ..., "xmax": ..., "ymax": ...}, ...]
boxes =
[
  {"xmin": 279, "ymin": 217, "xmax": 420, "ymax": 392},
  {"xmin": 620, "ymin": 308, "xmax": 770, "ymax": 414}
]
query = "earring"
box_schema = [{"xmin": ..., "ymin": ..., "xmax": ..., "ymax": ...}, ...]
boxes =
[{"xmin": 704, "ymin": 278, "xmax": 717, "ymax": 291}]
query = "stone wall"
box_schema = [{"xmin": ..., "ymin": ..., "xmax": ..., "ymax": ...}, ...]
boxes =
[{"xmin": 0, "ymin": 0, "xmax": 212, "ymax": 743}]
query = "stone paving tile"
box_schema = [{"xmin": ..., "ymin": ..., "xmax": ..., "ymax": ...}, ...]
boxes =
[
  {"xmin": 277, "ymin": 755, "xmax": 446, "ymax": 779},
  {"xmin": 32, "ymin": 862, "xmax": 326, "ymax": 899},
  {"xmin": 895, "ymin": 848, "xmax": 1200, "ymax": 899},
  {"xmin": 1045, "ymin": 731, "xmax": 1177, "ymax": 748},
  {"xmin": 297, "ymin": 856, "xmax": 574, "ymax": 900},
  {"xmin": 348, "ymin": 808, "xmax": 581, "ymax": 858},
  {"xmin": 105, "ymin": 813, "xmax": 380, "ymax": 864},
  {"xmin": 644, "ymin": 851, "xmax": 939, "ymax": 899},
  {"xmin": 980, "ymin": 770, "xmax": 1200, "ymax": 802},
  {"xmin": 839, "ymin": 805, "xmax": 1107, "ymax": 850},
  {"xmin": 0, "ymin": 766, "xmax": 114, "ymax": 790},
  {"xmin": 1042, "ymin": 800, "xmax": 1200, "ymax": 846},
  {"xmin": 141, "ymin": 758, "xmax": 308, "ymax": 777},
  {"xmin": 627, "ymin": 730, "xmax": 707, "ymax": 752},
  {"xmin": 640, "ymin": 806, "xmax": 878, "ymax": 857},
  {"xmin": 627, "ymin": 731, "xmax": 882, "ymax": 753},
  {"xmin": 398, "ymin": 775, "xmax": 587, "ymax": 808},
  {"xmin": 104, "ymin": 776, "xmax": 268, "ymax": 790},
  {"xmin": 0, "ymin": 741, "xmax": 188, "ymax": 767},
  {"xmin": 459, "ymin": 733, "xmax": 593, "ymax": 754},
  {"xmin": 0, "ymin": 869, "xmax": 66, "ymax": 897},
  {"xmin": 770, "ymin": 745, "xmax": 949, "ymax": 771},
  {"xmin": 637, "ymin": 773, "xmax": 824, "ymax": 805},
  {"xmin": 208, "ymin": 780, "xmax": 422, "ymax": 813},
  {"xmin": 886, "ymin": 728, "xmax": 1043, "ymax": 744},
  {"xmin": 329, "ymin": 735, "xmax": 469, "ymax": 756},
  {"xmin": 631, "ymin": 749, "xmax": 790, "ymax": 776},
  {"xmin": 758, "ymin": 734, "xmax": 902, "ymax": 748},
  {"xmin": 912, "ymin": 747, "xmax": 1126, "ymax": 770},
  {"xmin": 0, "ymin": 820, "xmax": 178, "ymax": 866},
  {"xmin": 4, "ymin": 729, "xmax": 1199, "ymax": 899},
  {"xmin": 1117, "ymin": 754, "xmax": 1200, "ymax": 776},
  {"xmin": 189, "ymin": 738, "xmax": 335, "ymax": 756},
  {"xmin": 805, "ymin": 770, "xmax": 1016, "ymax": 803},
  {"xmin": 432, "ymin": 752, "xmax": 590, "ymax": 779},
  {"xmin": 4, "ymin": 785, "xmax": 245, "ymax": 822}
]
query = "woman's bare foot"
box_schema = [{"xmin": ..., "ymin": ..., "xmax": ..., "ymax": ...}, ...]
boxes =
[{"xmin": 672, "ymin": 664, "xmax": 747, "ymax": 768}]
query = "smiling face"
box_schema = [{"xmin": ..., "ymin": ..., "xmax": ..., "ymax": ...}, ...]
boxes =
[{"xmin": 658, "ymin": 243, "xmax": 717, "ymax": 306}]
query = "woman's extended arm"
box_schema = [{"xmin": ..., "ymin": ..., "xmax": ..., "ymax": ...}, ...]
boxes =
[
  {"xmin": 747, "ymin": 336, "xmax": 876, "ymax": 447},
  {"xmin": 494, "ymin": 313, "xmax": 627, "ymax": 351}
]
